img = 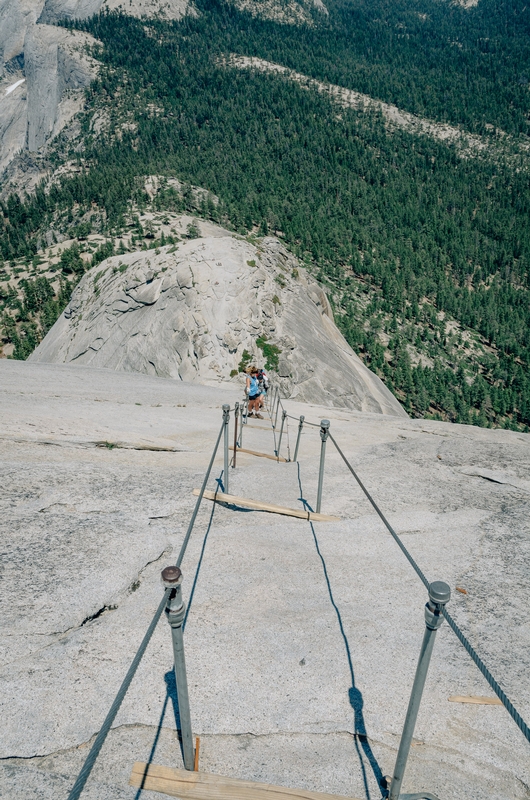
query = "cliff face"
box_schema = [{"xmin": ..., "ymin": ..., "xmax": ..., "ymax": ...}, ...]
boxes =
[
  {"xmin": 0, "ymin": 4, "xmax": 98, "ymax": 180},
  {"xmin": 0, "ymin": 0, "xmax": 190, "ymax": 182},
  {"xmin": 0, "ymin": 79, "xmax": 28, "ymax": 176},
  {"xmin": 0, "ymin": 0, "xmax": 44, "ymax": 70},
  {"xmin": 29, "ymin": 235, "xmax": 407, "ymax": 416},
  {"xmin": 24, "ymin": 24, "xmax": 96, "ymax": 152}
]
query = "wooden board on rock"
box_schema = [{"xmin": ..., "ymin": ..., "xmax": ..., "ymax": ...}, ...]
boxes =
[
  {"xmin": 129, "ymin": 762, "xmax": 361, "ymax": 800},
  {"xmin": 193, "ymin": 489, "xmax": 340, "ymax": 522}
]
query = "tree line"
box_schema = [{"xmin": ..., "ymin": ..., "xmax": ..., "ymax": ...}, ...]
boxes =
[{"xmin": 0, "ymin": 1, "xmax": 529, "ymax": 428}]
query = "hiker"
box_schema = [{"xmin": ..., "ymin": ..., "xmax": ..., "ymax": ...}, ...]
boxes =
[
  {"xmin": 257, "ymin": 368, "xmax": 269, "ymax": 409},
  {"xmin": 245, "ymin": 367, "xmax": 263, "ymax": 418}
]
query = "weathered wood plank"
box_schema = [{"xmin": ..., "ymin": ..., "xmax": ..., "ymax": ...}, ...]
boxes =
[
  {"xmin": 448, "ymin": 695, "xmax": 502, "ymax": 705},
  {"xmin": 194, "ymin": 737, "xmax": 200, "ymax": 772},
  {"xmin": 231, "ymin": 446, "xmax": 287, "ymax": 462},
  {"xmin": 129, "ymin": 763, "xmax": 360, "ymax": 800},
  {"xmin": 193, "ymin": 489, "xmax": 340, "ymax": 522}
]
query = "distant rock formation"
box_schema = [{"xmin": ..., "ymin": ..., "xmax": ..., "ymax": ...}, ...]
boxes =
[
  {"xmin": 0, "ymin": 12, "xmax": 98, "ymax": 179},
  {"xmin": 30, "ymin": 236, "xmax": 407, "ymax": 415},
  {"xmin": 231, "ymin": 0, "xmax": 327, "ymax": 25},
  {"xmin": 38, "ymin": 0, "xmax": 190, "ymax": 24},
  {"xmin": 25, "ymin": 24, "xmax": 96, "ymax": 151},
  {"xmin": 0, "ymin": 0, "xmax": 190, "ymax": 182}
]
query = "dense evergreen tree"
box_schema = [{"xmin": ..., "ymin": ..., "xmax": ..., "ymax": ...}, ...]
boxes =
[{"xmin": 1, "ymin": 0, "xmax": 529, "ymax": 428}]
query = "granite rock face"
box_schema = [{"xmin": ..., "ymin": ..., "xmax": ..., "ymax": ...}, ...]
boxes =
[
  {"xmin": 0, "ymin": 0, "xmax": 44, "ymax": 70},
  {"xmin": 24, "ymin": 24, "xmax": 96, "ymax": 151},
  {"xmin": 0, "ymin": 360, "xmax": 529, "ymax": 800},
  {"xmin": 0, "ymin": 0, "xmax": 190, "ymax": 180},
  {"xmin": 38, "ymin": 0, "xmax": 190, "ymax": 23},
  {"xmin": 30, "ymin": 235, "xmax": 406, "ymax": 415},
  {"xmin": 0, "ymin": 76, "xmax": 28, "ymax": 176},
  {"xmin": 0, "ymin": 14, "xmax": 97, "ymax": 176}
]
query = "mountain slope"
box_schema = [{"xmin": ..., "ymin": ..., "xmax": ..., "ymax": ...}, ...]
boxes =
[
  {"xmin": 30, "ymin": 232, "xmax": 406, "ymax": 414},
  {"xmin": 1, "ymin": 0, "xmax": 530, "ymax": 430}
]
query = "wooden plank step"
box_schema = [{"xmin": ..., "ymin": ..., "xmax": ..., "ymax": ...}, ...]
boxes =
[
  {"xmin": 232, "ymin": 446, "xmax": 287, "ymax": 462},
  {"xmin": 449, "ymin": 695, "xmax": 503, "ymax": 705},
  {"xmin": 193, "ymin": 489, "xmax": 340, "ymax": 522},
  {"xmin": 129, "ymin": 763, "xmax": 361, "ymax": 800}
]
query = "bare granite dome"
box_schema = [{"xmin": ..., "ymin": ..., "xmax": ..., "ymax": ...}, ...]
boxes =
[
  {"xmin": 0, "ymin": 360, "xmax": 528, "ymax": 799},
  {"xmin": 30, "ymin": 235, "xmax": 406, "ymax": 416}
]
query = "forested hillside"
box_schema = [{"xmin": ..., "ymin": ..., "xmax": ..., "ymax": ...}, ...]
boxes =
[{"xmin": 1, "ymin": 0, "xmax": 529, "ymax": 429}]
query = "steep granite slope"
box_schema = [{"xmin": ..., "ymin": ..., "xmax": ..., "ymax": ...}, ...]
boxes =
[
  {"xmin": 29, "ymin": 235, "xmax": 406, "ymax": 415},
  {"xmin": 0, "ymin": 361, "xmax": 528, "ymax": 799}
]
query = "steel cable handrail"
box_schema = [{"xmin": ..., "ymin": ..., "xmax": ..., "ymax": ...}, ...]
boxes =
[
  {"xmin": 442, "ymin": 608, "xmax": 530, "ymax": 743},
  {"xmin": 285, "ymin": 412, "xmax": 321, "ymax": 428},
  {"xmin": 328, "ymin": 432, "xmax": 530, "ymax": 745},
  {"xmin": 67, "ymin": 418, "xmax": 226, "ymax": 800},
  {"xmin": 329, "ymin": 433, "xmax": 430, "ymax": 589}
]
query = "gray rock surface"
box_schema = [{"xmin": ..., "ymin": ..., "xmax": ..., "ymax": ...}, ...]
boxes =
[
  {"xmin": 0, "ymin": 74, "xmax": 28, "ymax": 175},
  {"xmin": 0, "ymin": 12, "xmax": 97, "ymax": 173},
  {"xmin": 38, "ymin": 0, "xmax": 190, "ymax": 23},
  {"xmin": 25, "ymin": 24, "xmax": 96, "ymax": 151},
  {"xmin": 0, "ymin": 360, "xmax": 529, "ymax": 800},
  {"xmin": 29, "ymin": 235, "xmax": 406, "ymax": 415},
  {"xmin": 0, "ymin": 0, "xmax": 190, "ymax": 179},
  {"xmin": 0, "ymin": 0, "xmax": 44, "ymax": 69}
]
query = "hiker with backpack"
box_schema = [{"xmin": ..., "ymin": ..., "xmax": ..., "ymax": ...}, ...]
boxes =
[
  {"xmin": 257, "ymin": 368, "xmax": 269, "ymax": 409},
  {"xmin": 245, "ymin": 367, "xmax": 263, "ymax": 419}
]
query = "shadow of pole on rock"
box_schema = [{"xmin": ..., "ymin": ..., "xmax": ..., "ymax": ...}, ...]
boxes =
[
  {"xmin": 183, "ymin": 493, "xmax": 218, "ymax": 631},
  {"xmin": 135, "ymin": 478, "xmax": 219, "ymax": 796},
  {"xmin": 296, "ymin": 463, "xmax": 384, "ymax": 800},
  {"xmin": 133, "ymin": 684, "xmax": 171, "ymax": 800}
]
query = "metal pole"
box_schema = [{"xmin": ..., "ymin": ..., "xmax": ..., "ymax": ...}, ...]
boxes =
[
  {"xmin": 274, "ymin": 393, "xmax": 281, "ymax": 429},
  {"xmin": 388, "ymin": 582, "xmax": 450, "ymax": 800},
  {"xmin": 293, "ymin": 415, "xmax": 305, "ymax": 462},
  {"xmin": 232, "ymin": 402, "xmax": 239, "ymax": 468},
  {"xmin": 276, "ymin": 410, "xmax": 287, "ymax": 458},
  {"xmin": 269, "ymin": 388, "xmax": 275, "ymax": 425},
  {"xmin": 238, "ymin": 402, "xmax": 244, "ymax": 447},
  {"xmin": 222, "ymin": 404, "xmax": 230, "ymax": 494},
  {"xmin": 162, "ymin": 566, "xmax": 195, "ymax": 771},
  {"xmin": 316, "ymin": 419, "xmax": 330, "ymax": 514}
]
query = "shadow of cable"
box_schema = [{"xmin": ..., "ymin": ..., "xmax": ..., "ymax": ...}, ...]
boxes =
[
  {"xmin": 296, "ymin": 463, "xmax": 385, "ymax": 800},
  {"xmin": 134, "ymin": 479, "xmax": 219, "ymax": 797}
]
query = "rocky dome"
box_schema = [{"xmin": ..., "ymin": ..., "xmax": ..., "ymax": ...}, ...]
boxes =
[{"xmin": 29, "ymin": 235, "xmax": 407, "ymax": 415}]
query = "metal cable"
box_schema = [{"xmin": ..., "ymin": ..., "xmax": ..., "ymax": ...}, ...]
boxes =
[
  {"xmin": 286, "ymin": 412, "xmax": 321, "ymax": 428},
  {"xmin": 67, "ymin": 419, "xmax": 226, "ymax": 800},
  {"xmin": 176, "ymin": 420, "xmax": 225, "ymax": 568},
  {"xmin": 285, "ymin": 415, "xmax": 292, "ymax": 462},
  {"xmin": 267, "ymin": 392, "xmax": 278, "ymax": 453},
  {"xmin": 329, "ymin": 433, "xmax": 430, "ymax": 590},
  {"xmin": 328, "ymin": 432, "xmax": 530, "ymax": 746},
  {"xmin": 442, "ymin": 607, "xmax": 530, "ymax": 743}
]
